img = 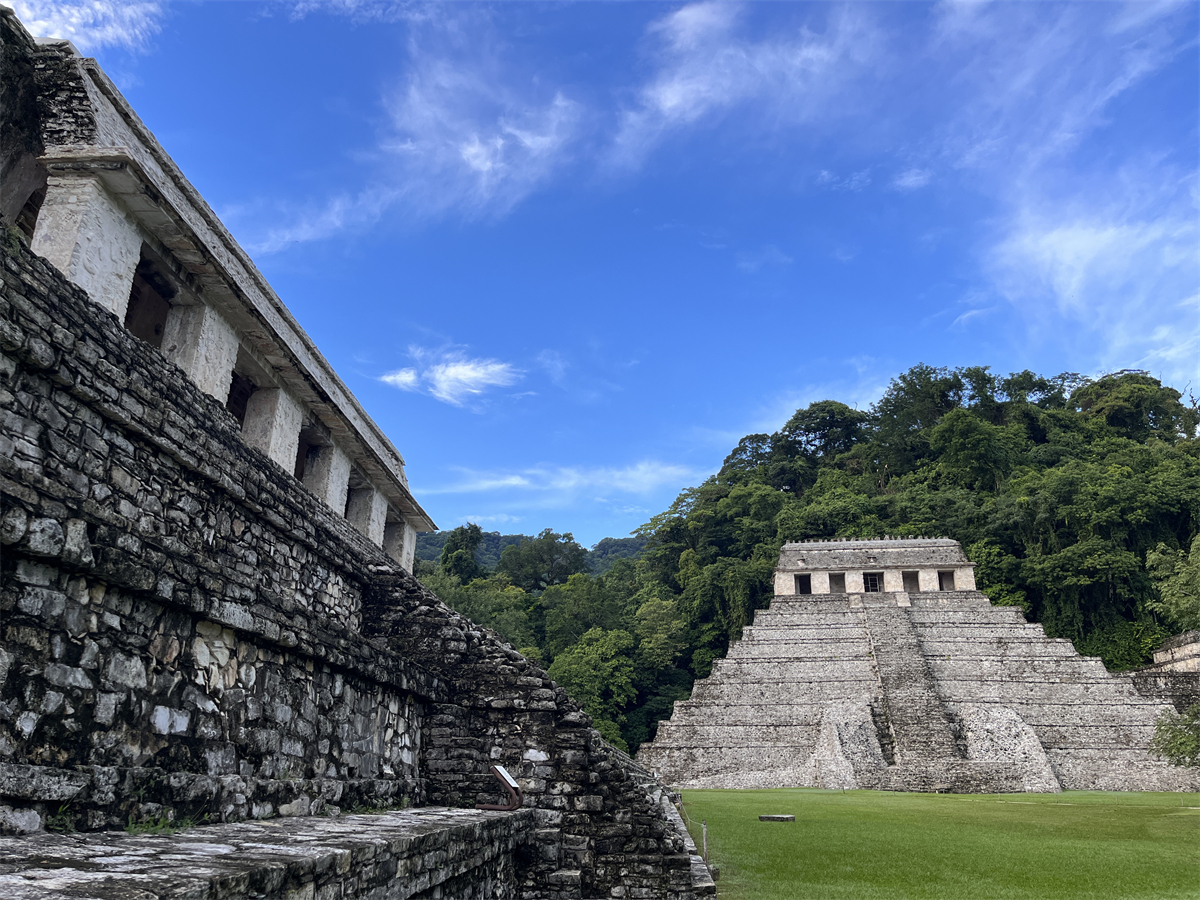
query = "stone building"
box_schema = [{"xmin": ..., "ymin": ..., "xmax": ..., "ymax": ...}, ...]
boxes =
[
  {"xmin": 1, "ymin": 11, "xmax": 432, "ymax": 573},
  {"xmin": 638, "ymin": 538, "xmax": 1199, "ymax": 793},
  {"xmin": 0, "ymin": 10, "xmax": 713, "ymax": 898}
]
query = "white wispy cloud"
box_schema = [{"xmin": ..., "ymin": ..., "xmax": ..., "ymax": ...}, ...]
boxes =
[
  {"xmin": 536, "ymin": 350, "xmax": 569, "ymax": 387},
  {"xmin": 383, "ymin": 64, "xmax": 582, "ymax": 219},
  {"xmin": 920, "ymin": 1, "xmax": 1198, "ymax": 381},
  {"xmin": 816, "ymin": 169, "xmax": 872, "ymax": 191},
  {"xmin": 892, "ymin": 168, "xmax": 931, "ymax": 191},
  {"xmin": 457, "ymin": 513, "xmax": 523, "ymax": 526},
  {"xmin": 988, "ymin": 180, "xmax": 1199, "ymax": 379},
  {"xmin": 421, "ymin": 461, "xmax": 705, "ymax": 497},
  {"xmin": 11, "ymin": 0, "xmax": 163, "ymax": 51},
  {"xmin": 247, "ymin": 7, "xmax": 584, "ymax": 247},
  {"xmin": 736, "ymin": 244, "xmax": 793, "ymax": 273},
  {"xmin": 251, "ymin": 189, "xmax": 399, "ymax": 254},
  {"xmin": 612, "ymin": 3, "xmax": 877, "ymax": 167},
  {"xmin": 930, "ymin": 1, "xmax": 1189, "ymax": 174},
  {"xmin": 380, "ymin": 367, "xmax": 419, "ymax": 390},
  {"xmin": 288, "ymin": 1, "xmax": 423, "ymax": 24},
  {"xmin": 381, "ymin": 345, "xmax": 523, "ymax": 407}
]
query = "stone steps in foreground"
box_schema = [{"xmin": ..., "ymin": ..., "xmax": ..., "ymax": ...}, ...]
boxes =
[{"xmin": 0, "ymin": 808, "xmax": 534, "ymax": 900}]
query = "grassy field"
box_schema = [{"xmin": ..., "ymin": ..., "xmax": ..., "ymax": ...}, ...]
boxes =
[{"xmin": 681, "ymin": 789, "xmax": 1199, "ymax": 900}]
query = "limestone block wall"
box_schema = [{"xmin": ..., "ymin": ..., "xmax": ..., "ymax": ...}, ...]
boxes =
[
  {"xmin": 0, "ymin": 240, "xmax": 711, "ymax": 898},
  {"xmin": 364, "ymin": 576, "xmax": 710, "ymax": 900},
  {"xmin": 1150, "ymin": 631, "xmax": 1200, "ymax": 673},
  {"xmin": 0, "ymin": 242, "xmax": 439, "ymax": 831},
  {"xmin": 28, "ymin": 173, "xmax": 141, "ymax": 319}
]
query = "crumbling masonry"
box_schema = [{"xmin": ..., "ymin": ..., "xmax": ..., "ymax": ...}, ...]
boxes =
[
  {"xmin": 638, "ymin": 539, "xmax": 1199, "ymax": 793},
  {"xmin": 0, "ymin": 10, "xmax": 713, "ymax": 899}
]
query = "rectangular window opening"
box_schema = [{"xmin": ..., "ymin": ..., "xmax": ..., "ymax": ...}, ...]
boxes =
[
  {"xmin": 938, "ymin": 570, "xmax": 956, "ymax": 591},
  {"xmin": 15, "ymin": 187, "xmax": 45, "ymax": 241},
  {"xmin": 124, "ymin": 258, "xmax": 176, "ymax": 350},
  {"xmin": 294, "ymin": 424, "xmax": 328, "ymax": 482},
  {"xmin": 795, "ymin": 573, "xmax": 812, "ymax": 595},
  {"xmin": 863, "ymin": 572, "xmax": 884, "ymax": 593},
  {"xmin": 902, "ymin": 570, "xmax": 920, "ymax": 592},
  {"xmin": 294, "ymin": 434, "xmax": 314, "ymax": 481},
  {"xmin": 226, "ymin": 370, "xmax": 257, "ymax": 428},
  {"xmin": 344, "ymin": 467, "xmax": 371, "ymax": 520},
  {"xmin": 828, "ymin": 572, "xmax": 846, "ymax": 593}
]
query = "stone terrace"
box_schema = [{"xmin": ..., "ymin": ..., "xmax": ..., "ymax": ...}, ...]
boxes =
[
  {"xmin": 0, "ymin": 808, "xmax": 533, "ymax": 900},
  {"xmin": 638, "ymin": 539, "xmax": 1197, "ymax": 794}
]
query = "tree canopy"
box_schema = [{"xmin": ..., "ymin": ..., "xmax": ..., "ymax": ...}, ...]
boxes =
[{"xmin": 417, "ymin": 365, "xmax": 1200, "ymax": 754}]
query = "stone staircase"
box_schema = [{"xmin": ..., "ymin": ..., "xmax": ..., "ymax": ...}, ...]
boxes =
[{"xmin": 861, "ymin": 601, "xmax": 960, "ymax": 764}]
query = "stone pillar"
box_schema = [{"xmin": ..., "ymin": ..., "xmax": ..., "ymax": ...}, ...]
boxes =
[
  {"xmin": 883, "ymin": 569, "xmax": 904, "ymax": 592},
  {"xmin": 30, "ymin": 173, "xmax": 142, "ymax": 319},
  {"xmin": 401, "ymin": 520, "xmax": 417, "ymax": 572},
  {"xmin": 384, "ymin": 519, "xmax": 418, "ymax": 571},
  {"xmin": 303, "ymin": 443, "xmax": 351, "ymax": 513},
  {"xmin": 347, "ymin": 485, "xmax": 387, "ymax": 547},
  {"xmin": 241, "ymin": 387, "xmax": 303, "ymax": 472},
  {"xmin": 918, "ymin": 569, "xmax": 940, "ymax": 592},
  {"xmin": 956, "ymin": 567, "xmax": 977, "ymax": 591},
  {"xmin": 846, "ymin": 571, "xmax": 865, "ymax": 593},
  {"xmin": 162, "ymin": 303, "xmax": 240, "ymax": 402},
  {"xmin": 812, "ymin": 571, "xmax": 831, "ymax": 594}
]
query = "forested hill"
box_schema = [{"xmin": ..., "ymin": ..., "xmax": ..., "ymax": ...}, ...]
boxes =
[
  {"xmin": 416, "ymin": 365, "xmax": 1200, "ymax": 754},
  {"xmin": 416, "ymin": 530, "xmax": 647, "ymax": 575}
]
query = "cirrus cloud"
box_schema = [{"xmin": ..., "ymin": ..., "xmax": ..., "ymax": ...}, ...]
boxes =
[
  {"xmin": 421, "ymin": 460, "xmax": 706, "ymax": 498},
  {"xmin": 381, "ymin": 346, "xmax": 523, "ymax": 407},
  {"xmin": 10, "ymin": 0, "xmax": 164, "ymax": 51}
]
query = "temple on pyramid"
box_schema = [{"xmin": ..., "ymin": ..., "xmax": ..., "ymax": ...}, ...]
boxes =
[{"xmin": 637, "ymin": 538, "xmax": 1198, "ymax": 793}]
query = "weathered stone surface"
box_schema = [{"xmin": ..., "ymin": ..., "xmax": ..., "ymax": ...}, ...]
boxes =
[
  {"xmin": 0, "ymin": 168, "xmax": 710, "ymax": 899},
  {"xmin": 0, "ymin": 808, "xmax": 532, "ymax": 899},
  {"xmin": 0, "ymin": 10, "xmax": 706, "ymax": 895},
  {"xmin": 639, "ymin": 538, "xmax": 1199, "ymax": 794}
]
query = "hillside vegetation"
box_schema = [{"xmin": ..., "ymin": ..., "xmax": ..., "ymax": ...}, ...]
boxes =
[{"xmin": 417, "ymin": 365, "xmax": 1200, "ymax": 753}]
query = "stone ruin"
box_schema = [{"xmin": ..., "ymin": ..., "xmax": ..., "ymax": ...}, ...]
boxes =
[
  {"xmin": 638, "ymin": 538, "xmax": 1200, "ymax": 794},
  {"xmin": 0, "ymin": 9, "xmax": 714, "ymax": 898}
]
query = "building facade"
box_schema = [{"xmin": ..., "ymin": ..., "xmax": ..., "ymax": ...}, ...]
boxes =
[{"xmin": 1, "ymin": 22, "xmax": 433, "ymax": 570}]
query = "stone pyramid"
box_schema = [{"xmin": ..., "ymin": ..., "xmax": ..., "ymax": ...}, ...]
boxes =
[{"xmin": 637, "ymin": 539, "xmax": 1197, "ymax": 793}]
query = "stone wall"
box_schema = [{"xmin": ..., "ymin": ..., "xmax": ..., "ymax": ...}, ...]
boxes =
[
  {"xmin": 1131, "ymin": 631, "xmax": 1200, "ymax": 713},
  {"xmin": 364, "ymin": 575, "xmax": 710, "ymax": 900},
  {"xmin": 0, "ymin": 240, "xmax": 438, "ymax": 832},
  {"xmin": 0, "ymin": 239, "xmax": 710, "ymax": 897},
  {"xmin": 0, "ymin": 6, "xmax": 433, "ymax": 571}
]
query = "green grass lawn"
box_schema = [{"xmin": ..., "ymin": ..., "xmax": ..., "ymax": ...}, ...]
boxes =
[{"xmin": 681, "ymin": 789, "xmax": 1199, "ymax": 900}]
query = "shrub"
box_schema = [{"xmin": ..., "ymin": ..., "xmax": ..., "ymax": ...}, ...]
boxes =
[{"xmin": 1150, "ymin": 704, "xmax": 1200, "ymax": 767}]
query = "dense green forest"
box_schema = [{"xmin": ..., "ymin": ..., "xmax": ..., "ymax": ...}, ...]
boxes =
[
  {"xmin": 416, "ymin": 530, "xmax": 646, "ymax": 575},
  {"xmin": 415, "ymin": 365, "xmax": 1200, "ymax": 754}
]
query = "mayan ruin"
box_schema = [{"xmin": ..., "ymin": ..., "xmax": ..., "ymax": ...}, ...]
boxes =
[
  {"xmin": 0, "ymin": 10, "xmax": 714, "ymax": 898},
  {"xmin": 638, "ymin": 538, "xmax": 1199, "ymax": 794},
  {"xmin": 2, "ymin": 4, "xmax": 1198, "ymax": 899}
]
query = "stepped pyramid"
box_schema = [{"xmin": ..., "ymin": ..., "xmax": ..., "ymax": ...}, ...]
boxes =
[{"xmin": 637, "ymin": 539, "xmax": 1198, "ymax": 793}]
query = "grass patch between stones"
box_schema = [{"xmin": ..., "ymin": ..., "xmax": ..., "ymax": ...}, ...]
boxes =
[{"xmin": 681, "ymin": 788, "xmax": 1199, "ymax": 900}]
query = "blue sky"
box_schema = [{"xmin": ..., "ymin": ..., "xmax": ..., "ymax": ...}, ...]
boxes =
[{"xmin": 14, "ymin": 1, "xmax": 1199, "ymax": 546}]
